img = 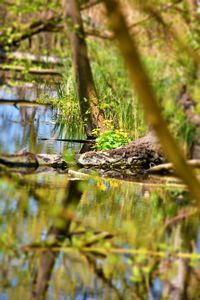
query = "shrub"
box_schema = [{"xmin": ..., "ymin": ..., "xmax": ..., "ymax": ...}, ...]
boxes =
[{"xmin": 93, "ymin": 129, "xmax": 131, "ymax": 150}]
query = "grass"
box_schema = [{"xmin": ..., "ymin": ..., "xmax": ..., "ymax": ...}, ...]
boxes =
[{"xmin": 37, "ymin": 38, "xmax": 197, "ymax": 149}]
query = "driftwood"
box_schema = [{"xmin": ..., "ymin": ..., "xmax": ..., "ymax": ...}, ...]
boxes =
[{"xmin": 149, "ymin": 159, "xmax": 200, "ymax": 175}]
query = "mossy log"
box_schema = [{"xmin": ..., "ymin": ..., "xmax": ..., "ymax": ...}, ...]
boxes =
[{"xmin": 77, "ymin": 131, "xmax": 166, "ymax": 174}]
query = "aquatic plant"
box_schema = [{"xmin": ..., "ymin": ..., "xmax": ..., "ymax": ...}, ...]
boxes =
[{"xmin": 93, "ymin": 129, "xmax": 131, "ymax": 150}]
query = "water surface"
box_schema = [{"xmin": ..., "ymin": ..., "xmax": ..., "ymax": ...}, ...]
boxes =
[{"xmin": 0, "ymin": 85, "xmax": 83, "ymax": 154}]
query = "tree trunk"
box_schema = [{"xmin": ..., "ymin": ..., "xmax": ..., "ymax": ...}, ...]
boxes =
[{"xmin": 62, "ymin": 0, "xmax": 105, "ymax": 138}]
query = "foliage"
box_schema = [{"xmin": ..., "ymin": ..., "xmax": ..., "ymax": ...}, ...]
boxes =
[{"xmin": 93, "ymin": 128, "xmax": 131, "ymax": 150}]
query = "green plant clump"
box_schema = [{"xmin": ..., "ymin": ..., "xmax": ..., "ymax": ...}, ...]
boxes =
[{"xmin": 94, "ymin": 129, "xmax": 131, "ymax": 150}]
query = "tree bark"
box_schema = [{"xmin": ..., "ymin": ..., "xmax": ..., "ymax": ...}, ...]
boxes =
[{"xmin": 62, "ymin": 0, "xmax": 105, "ymax": 138}]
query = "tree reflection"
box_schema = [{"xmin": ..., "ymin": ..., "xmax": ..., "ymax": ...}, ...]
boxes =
[{"xmin": 31, "ymin": 180, "xmax": 83, "ymax": 300}]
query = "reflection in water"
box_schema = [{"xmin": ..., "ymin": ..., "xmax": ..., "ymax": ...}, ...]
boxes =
[
  {"xmin": 0, "ymin": 104, "xmax": 62, "ymax": 153},
  {"xmin": 0, "ymin": 84, "xmax": 57, "ymax": 101},
  {"xmin": 149, "ymin": 277, "xmax": 163, "ymax": 300},
  {"xmin": 0, "ymin": 171, "xmax": 200, "ymax": 299},
  {"xmin": 31, "ymin": 180, "xmax": 83, "ymax": 300},
  {"xmin": 0, "ymin": 86, "xmax": 83, "ymax": 154}
]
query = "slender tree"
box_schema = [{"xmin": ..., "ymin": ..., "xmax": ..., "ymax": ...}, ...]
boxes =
[{"xmin": 62, "ymin": 0, "xmax": 105, "ymax": 138}]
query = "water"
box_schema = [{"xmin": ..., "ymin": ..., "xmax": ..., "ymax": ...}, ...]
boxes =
[
  {"xmin": 0, "ymin": 84, "xmax": 57, "ymax": 101},
  {"xmin": 0, "ymin": 85, "xmax": 83, "ymax": 154},
  {"xmin": 0, "ymin": 85, "xmax": 200, "ymax": 299},
  {"xmin": 0, "ymin": 172, "xmax": 199, "ymax": 299}
]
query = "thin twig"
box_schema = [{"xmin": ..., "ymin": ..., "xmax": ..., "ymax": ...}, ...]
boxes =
[{"xmin": 39, "ymin": 137, "xmax": 94, "ymax": 143}]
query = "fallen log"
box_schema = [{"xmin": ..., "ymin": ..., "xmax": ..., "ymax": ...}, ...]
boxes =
[{"xmin": 77, "ymin": 131, "xmax": 166, "ymax": 174}]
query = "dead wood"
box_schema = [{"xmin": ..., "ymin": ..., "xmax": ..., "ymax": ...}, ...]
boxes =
[
  {"xmin": 149, "ymin": 159, "xmax": 200, "ymax": 175},
  {"xmin": 77, "ymin": 131, "xmax": 165, "ymax": 173}
]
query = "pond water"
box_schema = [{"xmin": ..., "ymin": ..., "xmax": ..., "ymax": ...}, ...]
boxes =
[
  {"xmin": 0, "ymin": 85, "xmax": 200, "ymax": 300},
  {"xmin": 0, "ymin": 85, "xmax": 83, "ymax": 154}
]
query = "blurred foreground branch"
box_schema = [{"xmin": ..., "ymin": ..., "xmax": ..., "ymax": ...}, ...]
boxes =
[{"xmin": 102, "ymin": 0, "xmax": 200, "ymax": 202}]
